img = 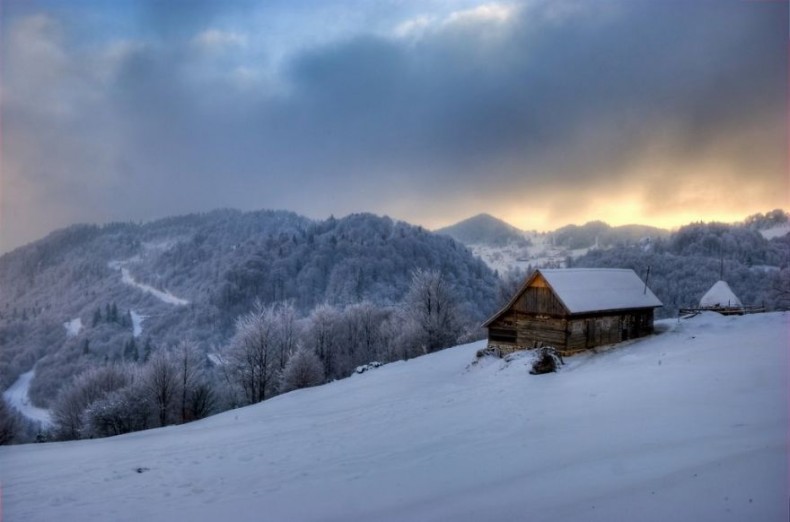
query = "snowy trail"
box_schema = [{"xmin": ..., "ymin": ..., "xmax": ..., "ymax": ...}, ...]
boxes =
[
  {"xmin": 3, "ymin": 370, "xmax": 52, "ymax": 428},
  {"xmin": 120, "ymin": 268, "xmax": 189, "ymax": 306},
  {"xmin": 107, "ymin": 259, "xmax": 189, "ymax": 306},
  {"xmin": 1, "ymin": 312, "xmax": 787, "ymax": 522}
]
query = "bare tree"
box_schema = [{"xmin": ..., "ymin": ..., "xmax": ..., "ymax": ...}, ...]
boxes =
[
  {"xmin": 144, "ymin": 350, "xmax": 178, "ymax": 427},
  {"xmin": 174, "ymin": 342, "xmax": 214, "ymax": 422},
  {"xmin": 227, "ymin": 302, "xmax": 279, "ymax": 404},
  {"xmin": 402, "ymin": 269, "xmax": 463, "ymax": 354},
  {"xmin": 274, "ymin": 301, "xmax": 300, "ymax": 373}
]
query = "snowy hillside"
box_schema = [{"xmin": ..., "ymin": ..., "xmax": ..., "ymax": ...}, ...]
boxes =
[{"xmin": 2, "ymin": 312, "xmax": 787, "ymax": 522}]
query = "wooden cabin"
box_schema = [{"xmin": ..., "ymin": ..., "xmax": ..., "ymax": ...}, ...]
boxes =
[{"xmin": 484, "ymin": 268, "xmax": 663, "ymax": 355}]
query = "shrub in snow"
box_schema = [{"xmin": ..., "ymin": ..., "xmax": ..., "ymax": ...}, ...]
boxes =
[
  {"xmin": 530, "ymin": 347, "xmax": 563, "ymax": 375},
  {"xmin": 83, "ymin": 380, "xmax": 151, "ymax": 438},
  {"xmin": 279, "ymin": 349, "xmax": 325, "ymax": 393},
  {"xmin": 476, "ymin": 347, "xmax": 503, "ymax": 359},
  {"xmin": 354, "ymin": 361, "xmax": 383, "ymax": 374}
]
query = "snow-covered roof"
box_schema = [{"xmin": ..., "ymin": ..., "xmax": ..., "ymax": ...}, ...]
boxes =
[
  {"xmin": 484, "ymin": 268, "xmax": 662, "ymax": 326},
  {"xmin": 699, "ymin": 280, "xmax": 742, "ymax": 308},
  {"xmin": 538, "ymin": 268, "xmax": 663, "ymax": 314}
]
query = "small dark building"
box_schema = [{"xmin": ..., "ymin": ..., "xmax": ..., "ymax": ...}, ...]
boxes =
[{"xmin": 484, "ymin": 268, "xmax": 662, "ymax": 355}]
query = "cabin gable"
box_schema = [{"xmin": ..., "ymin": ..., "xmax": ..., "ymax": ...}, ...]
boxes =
[{"xmin": 513, "ymin": 273, "xmax": 569, "ymax": 316}]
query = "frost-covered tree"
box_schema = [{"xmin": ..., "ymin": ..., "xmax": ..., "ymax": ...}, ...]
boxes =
[
  {"xmin": 273, "ymin": 302, "xmax": 300, "ymax": 373},
  {"xmin": 52, "ymin": 365, "xmax": 130, "ymax": 440},
  {"xmin": 401, "ymin": 269, "xmax": 463, "ymax": 354},
  {"xmin": 302, "ymin": 304, "xmax": 342, "ymax": 379},
  {"xmin": 144, "ymin": 350, "xmax": 179, "ymax": 427},
  {"xmin": 279, "ymin": 349, "xmax": 325, "ymax": 393},
  {"xmin": 83, "ymin": 378, "xmax": 150, "ymax": 438},
  {"xmin": 226, "ymin": 302, "xmax": 279, "ymax": 404}
]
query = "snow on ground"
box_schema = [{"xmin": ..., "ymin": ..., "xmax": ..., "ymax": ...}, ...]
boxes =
[
  {"xmin": 2, "ymin": 370, "xmax": 52, "ymax": 428},
  {"xmin": 759, "ymin": 223, "xmax": 790, "ymax": 239},
  {"xmin": 130, "ymin": 311, "xmax": 146, "ymax": 338},
  {"xmin": 63, "ymin": 317, "xmax": 82, "ymax": 337},
  {"xmin": 1, "ymin": 312, "xmax": 787, "ymax": 522}
]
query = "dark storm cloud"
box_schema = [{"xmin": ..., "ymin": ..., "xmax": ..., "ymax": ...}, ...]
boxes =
[
  {"xmin": 277, "ymin": 0, "xmax": 785, "ymax": 187},
  {"xmin": 1, "ymin": 0, "xmax": 786, "ymax": 251}
]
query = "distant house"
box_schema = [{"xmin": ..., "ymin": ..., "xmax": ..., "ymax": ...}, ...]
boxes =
[{"xmin": 484, "ymin": 268, "xmax": 663, "ymax": 355}]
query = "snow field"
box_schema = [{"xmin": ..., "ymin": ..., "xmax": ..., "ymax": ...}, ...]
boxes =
[
  {"xmin": 130, "ymin": 311, "xmax": 146, "ymax": 337},
  {"xmin": 1, "ymin": 312, "xmax": 787, "ymax": 522},
  {"xmin": 63, "ymin": 317, "xmax": 82, "ymax": 337}
]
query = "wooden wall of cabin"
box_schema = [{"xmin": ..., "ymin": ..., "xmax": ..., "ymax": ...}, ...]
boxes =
[
  {"xmin": 487, "ymin": 311, "xmax": 518, "ymax": 347},
  {"xmin": 515, "ymin": 314, "xmax": 568, "ymax": 350},
  {"xmin": 566, "ymin": 309, "xmax": 656, "ymax": 352}
]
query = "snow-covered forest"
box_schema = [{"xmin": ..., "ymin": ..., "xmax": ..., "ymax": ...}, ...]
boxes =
[
  {"xmin": 571, "ymin": 212, "xmax": 790, "ymax": 316},
  {"xmin": 0, "ymin": 211, "xmax": 498, "ymax": 442}
]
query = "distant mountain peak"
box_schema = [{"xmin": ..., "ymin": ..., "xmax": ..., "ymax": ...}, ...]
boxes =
[{"xmin": 435, "ymin": 214, "xmax": 526, "ymax": 247}]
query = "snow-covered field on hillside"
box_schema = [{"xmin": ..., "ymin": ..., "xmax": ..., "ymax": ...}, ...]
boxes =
[
  {"xmin": 63, "ymin": 317, "xmax": 83, "ymax": 338},
  {"xmin": 1, "ymin": 312, "xmax": 787, "ymax": 522}
]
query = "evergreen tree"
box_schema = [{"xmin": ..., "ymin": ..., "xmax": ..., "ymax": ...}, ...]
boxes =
[
  {"xmin": 143, "ymin": 337, "xmax": 153, "ymax": 362},
  {"xmin": 124, "ymin": 337, "xmax": 138, "ymax": 362}
]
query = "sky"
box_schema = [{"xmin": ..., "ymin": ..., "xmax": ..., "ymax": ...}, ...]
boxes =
[{"xmin": 1, "ymin": 0, "xmax": 787, "ymax": 252}]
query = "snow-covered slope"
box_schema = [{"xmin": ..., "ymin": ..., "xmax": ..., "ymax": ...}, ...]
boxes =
[{"xmin": 1, "ymin": 313, "xmax": 787, "ymax": 522}]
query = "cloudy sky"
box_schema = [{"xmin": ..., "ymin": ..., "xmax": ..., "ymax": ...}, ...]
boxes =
[{"xmin": 1, "ymin": 0, "xmax": 787, "ymax": 252}]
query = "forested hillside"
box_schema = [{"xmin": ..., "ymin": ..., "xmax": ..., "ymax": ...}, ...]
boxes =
[
  {"xmin": 572, "ymin": 212, "xmax": 790, "ymax": 317},
  {"xmin": 0, "ymin": 210, "xmax": 498, "ymax": 429}
]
